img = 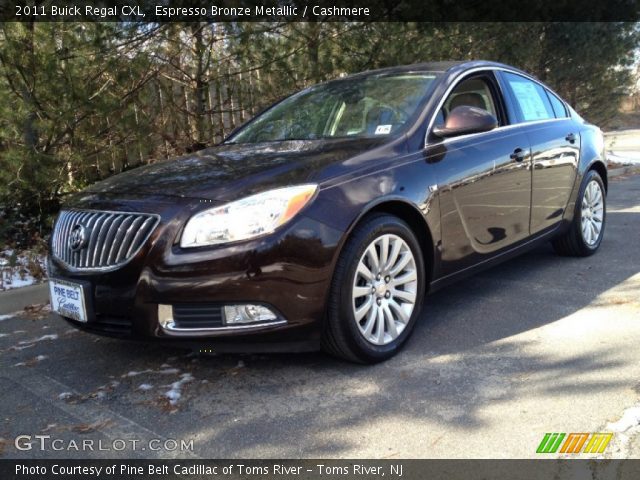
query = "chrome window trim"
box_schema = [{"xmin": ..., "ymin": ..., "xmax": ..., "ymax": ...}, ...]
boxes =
[
  {"xmin": 424, "ymin": 66, "xmax": 569, "ymax": 148},
  {"xmin": 51, "ymin": 208, "xmax": 160, "ymax": 273},
  {"xmin": 544, "ymin": 88, "xmax": 570, "ymax": 119}
]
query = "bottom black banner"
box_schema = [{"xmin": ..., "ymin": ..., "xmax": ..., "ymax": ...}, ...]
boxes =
[{"xmin": 2, "ymin": 459, "xmax": 640, "ymax": 480}]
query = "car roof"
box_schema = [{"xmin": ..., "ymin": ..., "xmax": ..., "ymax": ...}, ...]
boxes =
[{"xmin": 338, "ymin": 60, "xmax": 525, "ymax": 79}]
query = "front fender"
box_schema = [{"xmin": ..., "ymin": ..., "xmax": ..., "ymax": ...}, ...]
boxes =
[{"xmin": 306, "ymin": 155, "xmax": 441, "ymax": 292}]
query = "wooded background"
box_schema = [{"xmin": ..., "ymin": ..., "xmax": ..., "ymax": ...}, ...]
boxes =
[{"xmin": 1, "ymin": 22, "xmax": 639, "ymax": 249}]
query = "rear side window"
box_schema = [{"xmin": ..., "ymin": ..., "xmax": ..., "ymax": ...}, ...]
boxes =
[
  {"xmin": 546, "ymin": 90, "xmax": 568, "ymax": 118},
  {"xmin": 503, "ymin": 72, "xmax": 555, "ymax": 123}
]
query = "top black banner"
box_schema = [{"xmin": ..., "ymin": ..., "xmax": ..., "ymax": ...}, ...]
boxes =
[{"xmin": 2, "ymin": 0, "xmax": 640, "ymax": 22}]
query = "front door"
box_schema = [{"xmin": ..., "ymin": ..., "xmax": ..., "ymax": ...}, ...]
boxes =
[
  {"xmin": 432, "ymin": 129, "xmax": 532, "ymax": 275},
  {"xmin": 428, "ymin": 73, "xmax": 532, "ymax": 275}
]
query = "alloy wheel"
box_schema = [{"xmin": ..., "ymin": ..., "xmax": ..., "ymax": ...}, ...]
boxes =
[
  {"xmin": 352, "ymin": 234, "xmax": 418, "ymax": 345},
  {"xmin": 581, "ymin": 180, "xmax": 604, "ymax": 246}
]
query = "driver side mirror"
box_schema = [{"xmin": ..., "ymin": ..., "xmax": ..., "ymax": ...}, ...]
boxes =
[{"xmin": 432, "ymin": 105, "xmax": 498, "ymax": 138}]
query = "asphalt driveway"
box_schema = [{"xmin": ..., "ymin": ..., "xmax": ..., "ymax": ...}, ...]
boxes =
[{"xmin": 1, "ymin": 174, "xmax": 639, "ymax": 459}]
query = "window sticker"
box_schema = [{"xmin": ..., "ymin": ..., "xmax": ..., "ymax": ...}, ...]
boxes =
[
  {"xmin": 509, "ymin": 80, "xmax": 550, "ymax": 121},
  {"xmin": 374, "ymin": 125, "xmax": 392, "ymax": 135}
]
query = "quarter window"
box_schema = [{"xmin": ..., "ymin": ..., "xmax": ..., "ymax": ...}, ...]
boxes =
[
  {"xmin": 503, "ymin": 72, "xmax": 555, "ymax": 123},
  {"xmin": 546, "ymin": 89, "xmax": 568, "ymax": 118}
]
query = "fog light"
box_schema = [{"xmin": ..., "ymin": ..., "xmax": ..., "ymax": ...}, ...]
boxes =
[
  {"xmin": 223, "ymin": 304, "xmax": 277, "ymax": 325},
  {"xmin": 158, "ymin": 304, "xmax": 173, "ymax": 328}
]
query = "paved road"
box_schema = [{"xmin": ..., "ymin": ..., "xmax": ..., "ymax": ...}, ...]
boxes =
[{"xmin": 1, "ymin": 175, "xmax": 639, "ymax": 459}]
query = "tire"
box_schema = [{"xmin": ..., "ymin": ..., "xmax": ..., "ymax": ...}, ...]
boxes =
[
  {"xmin": 322, "ymin": 213, "xmax": 426, "ymax": 363},
  {"xmin": 552, "ymin": 169, "xmax": 606, "ymax": 257}
]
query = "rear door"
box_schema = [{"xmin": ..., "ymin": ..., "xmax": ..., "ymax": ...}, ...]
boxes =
[{"xmin": 499, "ymin": 71, "xmax": 580, "ymax": 234}]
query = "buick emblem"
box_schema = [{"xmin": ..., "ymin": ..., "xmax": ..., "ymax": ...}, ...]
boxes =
[{"xmin": 69, "ymin": 224, "xmax": 88, "ymax": 251}]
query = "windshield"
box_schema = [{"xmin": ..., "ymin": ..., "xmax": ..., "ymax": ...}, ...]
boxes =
[{"xmin": 227, "ymin": 73, "xmax": 438, "ymax": 144}]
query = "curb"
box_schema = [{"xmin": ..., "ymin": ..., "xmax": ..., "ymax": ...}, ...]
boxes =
[
  {"xmin": 609, "ymin": 165, "xmax": 640, "ymax": 178},
  {"xmin": 0, "ymin": 282, "xmax": 49, "ymax": 315}
]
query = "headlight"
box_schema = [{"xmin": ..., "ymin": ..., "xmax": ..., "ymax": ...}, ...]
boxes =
[{"xmin": 180, "ymin": 184, "xmax": 318, "ymax": 248}]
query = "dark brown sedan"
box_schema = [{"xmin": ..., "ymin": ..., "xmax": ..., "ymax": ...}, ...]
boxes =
[{"xmin": 48, "ymin": 61, "xmax": 607, "ymax": 363}]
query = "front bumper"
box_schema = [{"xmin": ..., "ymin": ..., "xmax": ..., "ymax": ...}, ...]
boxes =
[{"xmin": 48, "ymin": 195, "xmax": 344, "ymax": 352}]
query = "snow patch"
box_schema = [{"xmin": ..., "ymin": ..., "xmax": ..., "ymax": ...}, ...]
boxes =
[
  {"xmin": 19, "ymin": 334, "xmax": 58, "ymax": 345},
  {"xmin": 164, "ymin": 373, "xmax": 194, "ymax": 405},
  {"xmin": 608, "ymin": 406, "xmax": 640, "ymax": 433},
  {"xmin": 138, "ymin": 383, "xmax": 154, "ymax": 391},
  {"xmin": 42, "ymin": 424, "xmax": 57, "ymax": 433},
  {"xmin": 1, "ymin": 275, "xmax": 38, "ymax": 290},
  {"xmin": 13, "ymin": 355, "xmax": 47, "ymax": 367},
  {"xmin": 608, "ymin": 151, "xmax": 640, "ymax": 165},
  {"xmin": 122, "ymin": 369, "xmax": 153, "ymax": 377},
  {"xmin": 58, "ymin": 392, "xmax": 73, "ymax": 400},
  {"xmin": 0, "ymin": 312, "xmax": 22, "ymax": 321},
  {"xmin": 604, "ymin": 403, "xmax": 640, "ymax": 458},
  {"xmin": 0, "ymin": 250, "xmax": 46, "ymax": 291},
  {"xmin": 123, "ymin": 367, "xmax": 183, "ymax": 378}
]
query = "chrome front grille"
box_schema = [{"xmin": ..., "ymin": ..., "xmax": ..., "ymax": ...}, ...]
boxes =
[{"xmin": 51, "ymin": 209, "xmax": 159, "ymax": 271}]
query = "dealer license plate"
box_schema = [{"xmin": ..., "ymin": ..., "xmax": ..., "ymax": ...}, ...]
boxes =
[{"xmin": 49, "ymin": 279, "xmax": 88, "ymax": 323}]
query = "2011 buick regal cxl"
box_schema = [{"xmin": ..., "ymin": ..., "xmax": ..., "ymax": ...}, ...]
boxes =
[{"xmin": 48, "ymin": 61, "xmax": 607, "ymax": 363}]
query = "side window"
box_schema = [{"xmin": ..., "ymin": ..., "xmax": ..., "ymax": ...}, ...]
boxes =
[
  {"xmin": 436, "ymin": 76, "xmax": 499, "ymax": 127},
  {"xmin": 546, "ymin": 89, "xmax": 568, "ymax": 118},
  {"xmin": 503, "ymin": 72, "xmax": 555, "ymax": 123}
]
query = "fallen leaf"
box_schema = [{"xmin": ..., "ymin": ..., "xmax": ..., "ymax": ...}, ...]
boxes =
[{"xmin": 71, "ymin": 419, "xmax": 112, "ymax": 433}]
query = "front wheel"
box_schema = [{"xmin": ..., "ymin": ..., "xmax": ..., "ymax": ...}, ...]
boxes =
[
  {"xmin": 322, "ymin": 214, "xmax": 425, "ymax": 363},
  {"xmin": 552, "ymin": 170, "xmax": 606, "ymax": 257}
]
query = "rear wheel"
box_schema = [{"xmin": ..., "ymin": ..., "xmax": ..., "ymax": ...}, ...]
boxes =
[
  {"xmin": 322, "ymin": 214, "xmax": 425, "ymax": 363},
  {"xmin": 552, "ymin": 170, "xmax": 606, "ymax": 257}
]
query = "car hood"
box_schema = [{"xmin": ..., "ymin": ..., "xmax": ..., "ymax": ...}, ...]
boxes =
[{"xmin": 84, "ymin": 137, "xmax": 400, "ymax": 202}]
